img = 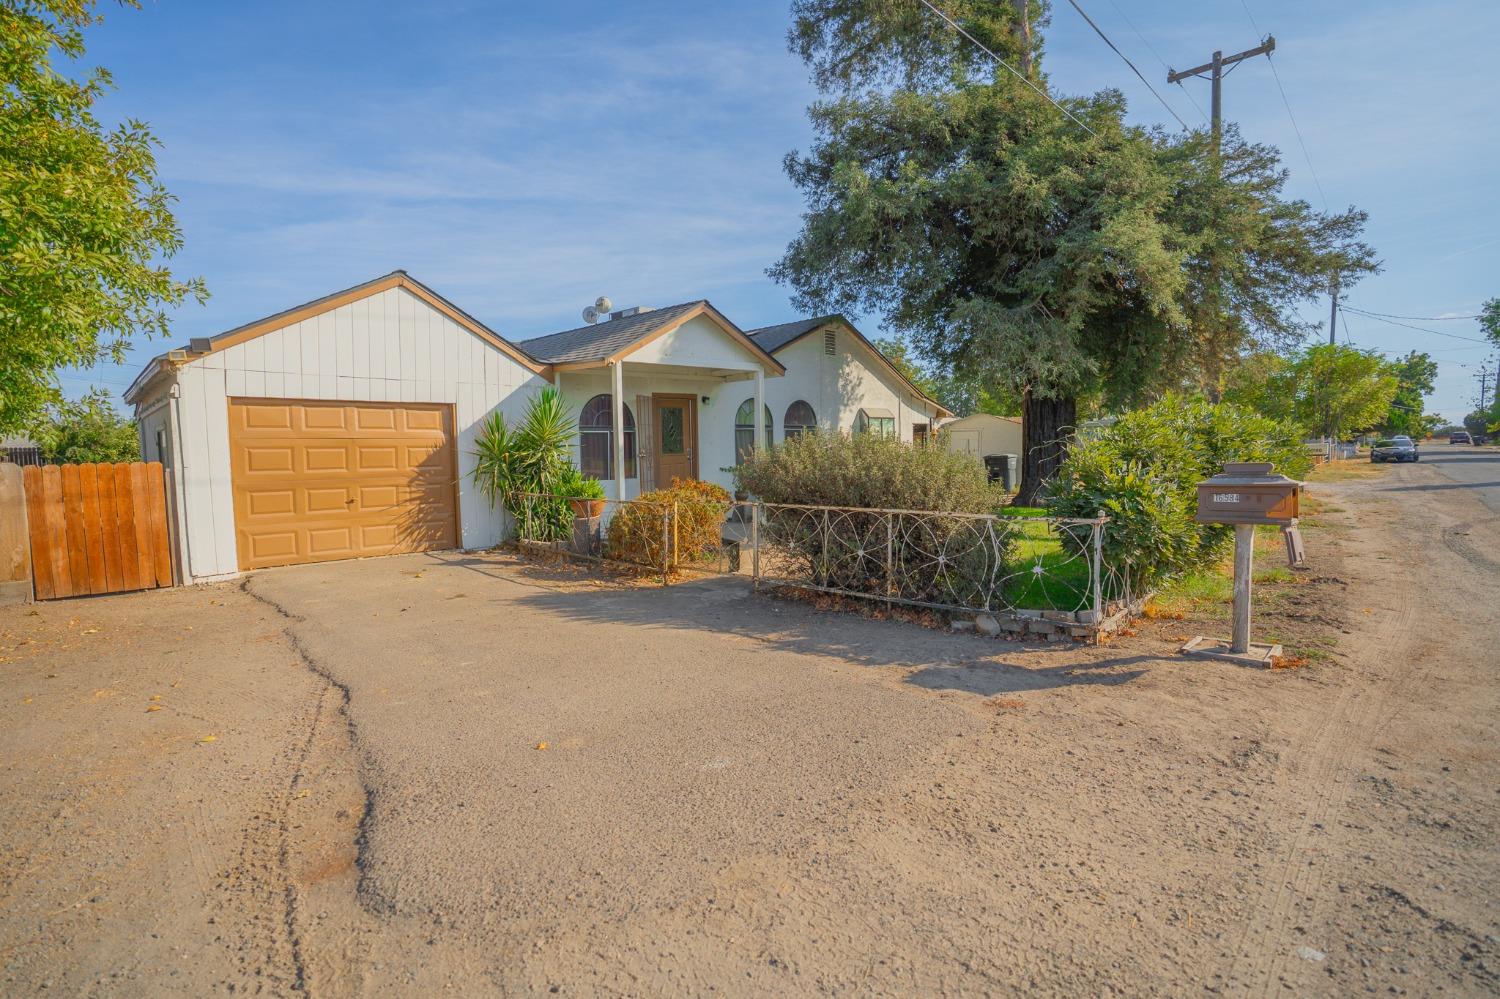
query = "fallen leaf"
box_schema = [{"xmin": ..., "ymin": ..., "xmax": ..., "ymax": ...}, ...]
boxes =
[
  {"xmin": 146, "ymin": 704, "xmax": 162, "ymax": 713},
  {"xmin": 83, "ymin": 628, "xmax": 100, "ymax": 635},
  {"xmin": 1270, "ymin": 655, "xmax": 1309, "ymax": 671},
  {"xmin": 293, "ymin": 789, "xmax": 309, "ymax": 800},
  {"xmin": 535, "ymin": 742, "xmax": 549, "ymax": 751},
  {"xmin": 23, "ymin": 697, "xmax": 33, "ymax": 705},
  {"xmin": 149, "ymin": 694, "xmax": 161, "ymax": 701},
  {"xmin": 197, "ymin": 735, "xmax": 217, "ymax": 744}
]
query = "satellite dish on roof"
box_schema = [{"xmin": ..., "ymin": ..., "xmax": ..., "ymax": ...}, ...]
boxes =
[
  {"xmin": 594, "ymin": 295, "xmax": 613, "ymax": 313},
  {"xmin": 582, "ymin": 305, "xmax": 600, "ymax": 324}
]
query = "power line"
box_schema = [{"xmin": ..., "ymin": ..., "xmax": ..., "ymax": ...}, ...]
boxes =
[
  {"xmin": 1263, "ymin": 51, "xmax": 1328, "ymax": 210},
  {"xmin": 1341, "ymin": 307, "xmax": 1491, "ymax": 344},
  {"xmin": 1099, "ymin": 0, "xmax": 1209, "ymax": 123},
  {"xmin": 913, "ymin": 0, "xmax": 1098, "ymax": 136},
  {"xmin": 1343, "ymin": 307, "xmax": 1481, "ymax": 322},
  {"xmin": 1061, "ymin": 0, "xmax": 1191, "ymax": 130}
]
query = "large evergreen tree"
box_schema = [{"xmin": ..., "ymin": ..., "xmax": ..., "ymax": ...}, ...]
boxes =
[{"xmin": 773, "ymin": 0, "xmax": 1375, "ymax": 502}]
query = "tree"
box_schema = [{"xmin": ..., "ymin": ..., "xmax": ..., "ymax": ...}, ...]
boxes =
[
  {"xmin": 1288, "ymin": 344, "xmax": 1397, "ymax": 442},
  {"xmin": 28, "ymin": 388, "xmax": 139, "ymax": 463},
  {"xmin": 1463, "ymin": 410, "xmax": 1491, "ymax": 438},
  {"xmin": 1378, "ymin": 351, "xmax": 1437, "ymax": 438},
  {"xmin": 1, "ymin": 0, "xmax": 207, "ymax": 434},
  {"xmin": 1480, "ymin": 297, "xmax": 1500, "ymax": 350},
  {"xmin": 772, "ymin": 0, "xmax": 1375, "ymax": 503},
  {"xmin": 1222, "ymin": 352, "xmax": 1297, "ymax": 424}
]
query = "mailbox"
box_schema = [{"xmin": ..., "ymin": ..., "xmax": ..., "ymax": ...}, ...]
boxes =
[{"xmin": 1195, "ymin": 462, "xmax": 1301, "ymax": 526}]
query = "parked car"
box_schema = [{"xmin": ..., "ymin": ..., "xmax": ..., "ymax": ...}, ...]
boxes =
[
  {"xmin": 1370, "ymin": 438, "xmax": 1418, "ymax": 463},
  {"xmin": 1450, "ymin": 431, "xmax": 1472, "ymax": 444}
]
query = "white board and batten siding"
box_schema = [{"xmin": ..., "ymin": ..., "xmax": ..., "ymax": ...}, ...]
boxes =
[{"xmin": 172, "ymin": 287, "xmax": 545, "ymax": 580}]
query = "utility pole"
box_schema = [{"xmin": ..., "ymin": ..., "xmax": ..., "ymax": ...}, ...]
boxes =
[
  {"xmin": 1328, "ymin": 277, "xmax": 1339, "ymax": 345},
  {"xmin": 1168, "ymin": 36, "xmax": 1276, "ymax": 161}
]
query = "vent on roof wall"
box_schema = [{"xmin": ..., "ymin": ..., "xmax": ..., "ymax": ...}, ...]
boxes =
[
  {"xmin": 824, "ymin": 329, "xmax": 836, "ymax": 355},
  {"xmin": 611, "ymin": 306, "xmax": 654, "ymax": 320}
]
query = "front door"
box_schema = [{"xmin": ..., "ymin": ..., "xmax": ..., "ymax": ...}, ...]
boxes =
[{"xmin": 652, "ymin": 395, "xmax": 697, "ymax": 485}]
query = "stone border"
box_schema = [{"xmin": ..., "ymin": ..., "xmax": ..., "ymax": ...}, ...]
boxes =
[{"xmin": 949, "ymin": 596, "xmax": 1147, "ymax": 644}]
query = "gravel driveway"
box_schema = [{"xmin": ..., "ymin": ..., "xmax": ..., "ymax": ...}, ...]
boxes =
[{"xmin": 2, "ymin": 456, "xmax": 1497, "ymax": 995}]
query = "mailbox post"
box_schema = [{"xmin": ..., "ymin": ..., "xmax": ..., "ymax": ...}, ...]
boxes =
[{"xmin": 1182, "ymin": 462, "xmax": 1304, "ymax": 664}]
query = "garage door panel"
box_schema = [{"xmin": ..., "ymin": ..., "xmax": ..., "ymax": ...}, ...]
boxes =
[
  {"xmin": 247, "ymin": 490, "xmax": 296, "ymax": 517},
  {"xmin": 241, "ymin": 403, "xmax": 294, "ymax": 430},
  {"xmin": 229, "ymin": 399, "xmax": 457, "ymax": 571},
  {"xmin": 305, "ymin": 487, "xmax": 352, "ymax": 513},
  {"xmin": 247, "ymin": 530, "xmax": 299, "ymax": 560},
  {"xmin": 245, "ymin": 446, "xmax": 295, "ymax": 474},
  {"xmin": 354, "ymin": 407, "xmax": 397, "ymax": 432},
  {"xmin": 303, "ymin": 446, "xmax": 351, "ymax": 473}
]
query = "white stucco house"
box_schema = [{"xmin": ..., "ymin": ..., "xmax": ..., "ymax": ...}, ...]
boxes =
[{"xmin": 124, "ymin": 271, "xmax": 949, "ymax": 582}]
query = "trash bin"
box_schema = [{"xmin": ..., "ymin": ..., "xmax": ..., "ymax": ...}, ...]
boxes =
[{"xmin": 983, "ymin": 454, "xmax": 1019, "ymax": 492}]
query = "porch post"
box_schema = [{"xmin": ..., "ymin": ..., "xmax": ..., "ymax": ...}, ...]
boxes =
[
  {"xmin": 753, "ymin": 367, "xmax": 766, "ymax": 454},
  {"xmin": 611, "ymin": 360, "xmax": 627, "ymax": 501}
]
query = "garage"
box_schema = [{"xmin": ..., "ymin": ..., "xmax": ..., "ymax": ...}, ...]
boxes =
[
  {"xmin": 228, "ymin": 398, "xmax": 459, "ymax": 570},
  {"xmin": 124, "ymin": 272, "xmax": 551, "ymax": 581}
]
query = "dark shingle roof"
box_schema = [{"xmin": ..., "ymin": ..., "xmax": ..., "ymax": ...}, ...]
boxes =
[
  {"xmin": 519, "ymin": 301, "xmax": 705, "ymax": 364},
  {"xmin": 745, "ymin": 316, "xmax": 839, "ymax": 354}
]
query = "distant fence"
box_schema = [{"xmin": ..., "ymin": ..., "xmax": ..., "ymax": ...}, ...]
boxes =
[
  {"xmin": 22, "ymin": 462, "xmax": 175, "ymax": 600},
  {"xmin": 0, "ymin": 446, "xmax": 44, "ymax": 467}
]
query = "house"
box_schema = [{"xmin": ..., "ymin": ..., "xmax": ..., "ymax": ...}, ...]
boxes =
[
  {"xmin": 124, "ymin": 271, "xmax": 949, "ymax": 582},
  {"xmin": 940, "ymin": 412, "xmax": 1022, "ymax": 463}
]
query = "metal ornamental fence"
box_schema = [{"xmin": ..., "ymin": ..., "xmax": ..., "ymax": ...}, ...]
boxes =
[{"xmin": 508, "ymin": 492, "xmax": 1123, "ymax": 623}]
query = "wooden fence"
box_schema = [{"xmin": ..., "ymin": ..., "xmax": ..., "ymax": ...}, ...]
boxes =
[{"xmin": 22, "ymin": 462, "xmax": 175, "ymax": 600}]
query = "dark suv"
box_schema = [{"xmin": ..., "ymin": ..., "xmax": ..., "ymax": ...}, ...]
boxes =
[{"xmin": 1450, "ymin": 431, "xmax": 1472, "ymax": 444}]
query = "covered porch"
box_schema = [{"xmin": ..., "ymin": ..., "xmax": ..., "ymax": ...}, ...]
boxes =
[
  {"xmin": 516, "ymin": 299, "xmax": 786, "ymax": 501},
  {"xmin": 555, "ymin": 360, "xmax": 767, "ymax": 501}
]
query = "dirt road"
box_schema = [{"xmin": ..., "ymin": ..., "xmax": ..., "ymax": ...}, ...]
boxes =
[{"xmin": 1, "ymin": 449, "xmax": 1496, "ymax": 995}]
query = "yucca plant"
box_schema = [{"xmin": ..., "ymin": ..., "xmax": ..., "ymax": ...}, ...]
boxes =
[{"xmin": 471, "ymin": 387, "xmax": 579, "ymax": 541}]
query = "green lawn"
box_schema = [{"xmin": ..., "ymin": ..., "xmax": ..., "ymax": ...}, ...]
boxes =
[{"xmin": 1000, "ymin": 515, "xmax": 1094, "ymax": 610}]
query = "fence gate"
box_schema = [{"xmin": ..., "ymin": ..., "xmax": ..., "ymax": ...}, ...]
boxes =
[{"xmin": 22, "ymin": 462, "xmax": 175, "ymax": 600}]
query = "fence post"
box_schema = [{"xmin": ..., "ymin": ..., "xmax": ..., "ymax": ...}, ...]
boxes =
[
  {"xmin": 750, "ymin": 501, "xmax": 761, "ymax": 593},
  {"xmin": 1092, "ymin": 511, "xmax": 1105, "ymax": 621},
  {"xmin": 884, "ymin": 511, "xmax": 895, "ymax": 610},
  {"xmin": 660, "ymin": 503, "xmax": 671, "ymax": 587}
]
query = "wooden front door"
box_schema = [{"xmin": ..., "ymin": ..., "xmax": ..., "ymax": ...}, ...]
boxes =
[{"xmin": 652, "ymin": 395, "xmax": 697, "ymax": 485}]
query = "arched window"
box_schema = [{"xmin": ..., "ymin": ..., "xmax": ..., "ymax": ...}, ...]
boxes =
[
  {"xmin": 579, "ymin": 394, "xmax": 636, "ymax": 479},
  {"xmin": 783, "ymin": 400, "xmax": 817, "ymax": 439},
  {"xmin": 735, "ymin": 399, "xmax": 773, "ymax": 463},
  {"xmin": 854, "ymin": 407, "xmax": 896, "ymax": 438}
]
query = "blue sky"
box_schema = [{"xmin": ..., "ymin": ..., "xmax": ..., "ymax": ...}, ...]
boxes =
[{"xmin": 66, "ymin": 0, "xmax": 1499, "ymax": 422}]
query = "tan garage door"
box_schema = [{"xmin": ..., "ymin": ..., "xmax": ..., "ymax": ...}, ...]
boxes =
[{"xmin": 228, "ymin": 399, "xmax": 459, "ymax": 570}]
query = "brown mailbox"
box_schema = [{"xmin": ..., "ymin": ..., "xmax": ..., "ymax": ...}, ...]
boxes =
[{"xmin": 1195, "ymin": 462, "xmax": 1301, "ymax": 526}]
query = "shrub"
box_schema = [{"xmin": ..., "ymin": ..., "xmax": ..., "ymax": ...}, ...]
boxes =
[
  {"xmin": 471, "ymin": 387, "xmax": 576, "ymax": 541},
  {"xmin": 556, "ymin": 467, "xmax": 605, "ymax": 501},
  {"xmin": 734, "ymin": 433, "xmax": 1012, "ymax": 604},
  {"xmin": 732, "ymin": 431, "xmax": 1001, "ymax": 513},
  {"xmin": 1046, "ymin": 394, "xmax": 1309, "ymax": 595},
  {"xmin": 606, "ymin": 478, "xmax": 733, "ymax": 569}
]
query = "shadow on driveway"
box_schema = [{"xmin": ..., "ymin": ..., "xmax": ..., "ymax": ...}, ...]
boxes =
[{"xmin": 426, "ymin": 551, "xmax": 1152, "ymax": 696}]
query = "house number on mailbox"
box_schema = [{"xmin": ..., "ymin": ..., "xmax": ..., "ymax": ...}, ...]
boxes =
[{"xmin": 1213, "ymin": 493, "xmax": 1239, "ymax": 503}]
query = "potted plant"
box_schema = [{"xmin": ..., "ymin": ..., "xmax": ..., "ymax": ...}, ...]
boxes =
[{"xmin": 558, "ymin": 467, "xmax": 607, "ymax": 518}]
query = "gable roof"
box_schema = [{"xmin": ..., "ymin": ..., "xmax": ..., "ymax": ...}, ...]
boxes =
[
  {"xmin": 124, "ymin": 270, "xmax": 547, "ymax": 405},
  {"xmin": 520, "ymin": 299, "xmax": 785, "ymax": 373},
  {"xmin": 519, "ymin": 301, "xmax": 704, "ymax": 364},
  {"xmin": 746, "ymin": 315, "xmax": 952, "ymax": 418},
  {"xmin": 745, "ymin": 316, "xmax": 838, "ymax": 354}
]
